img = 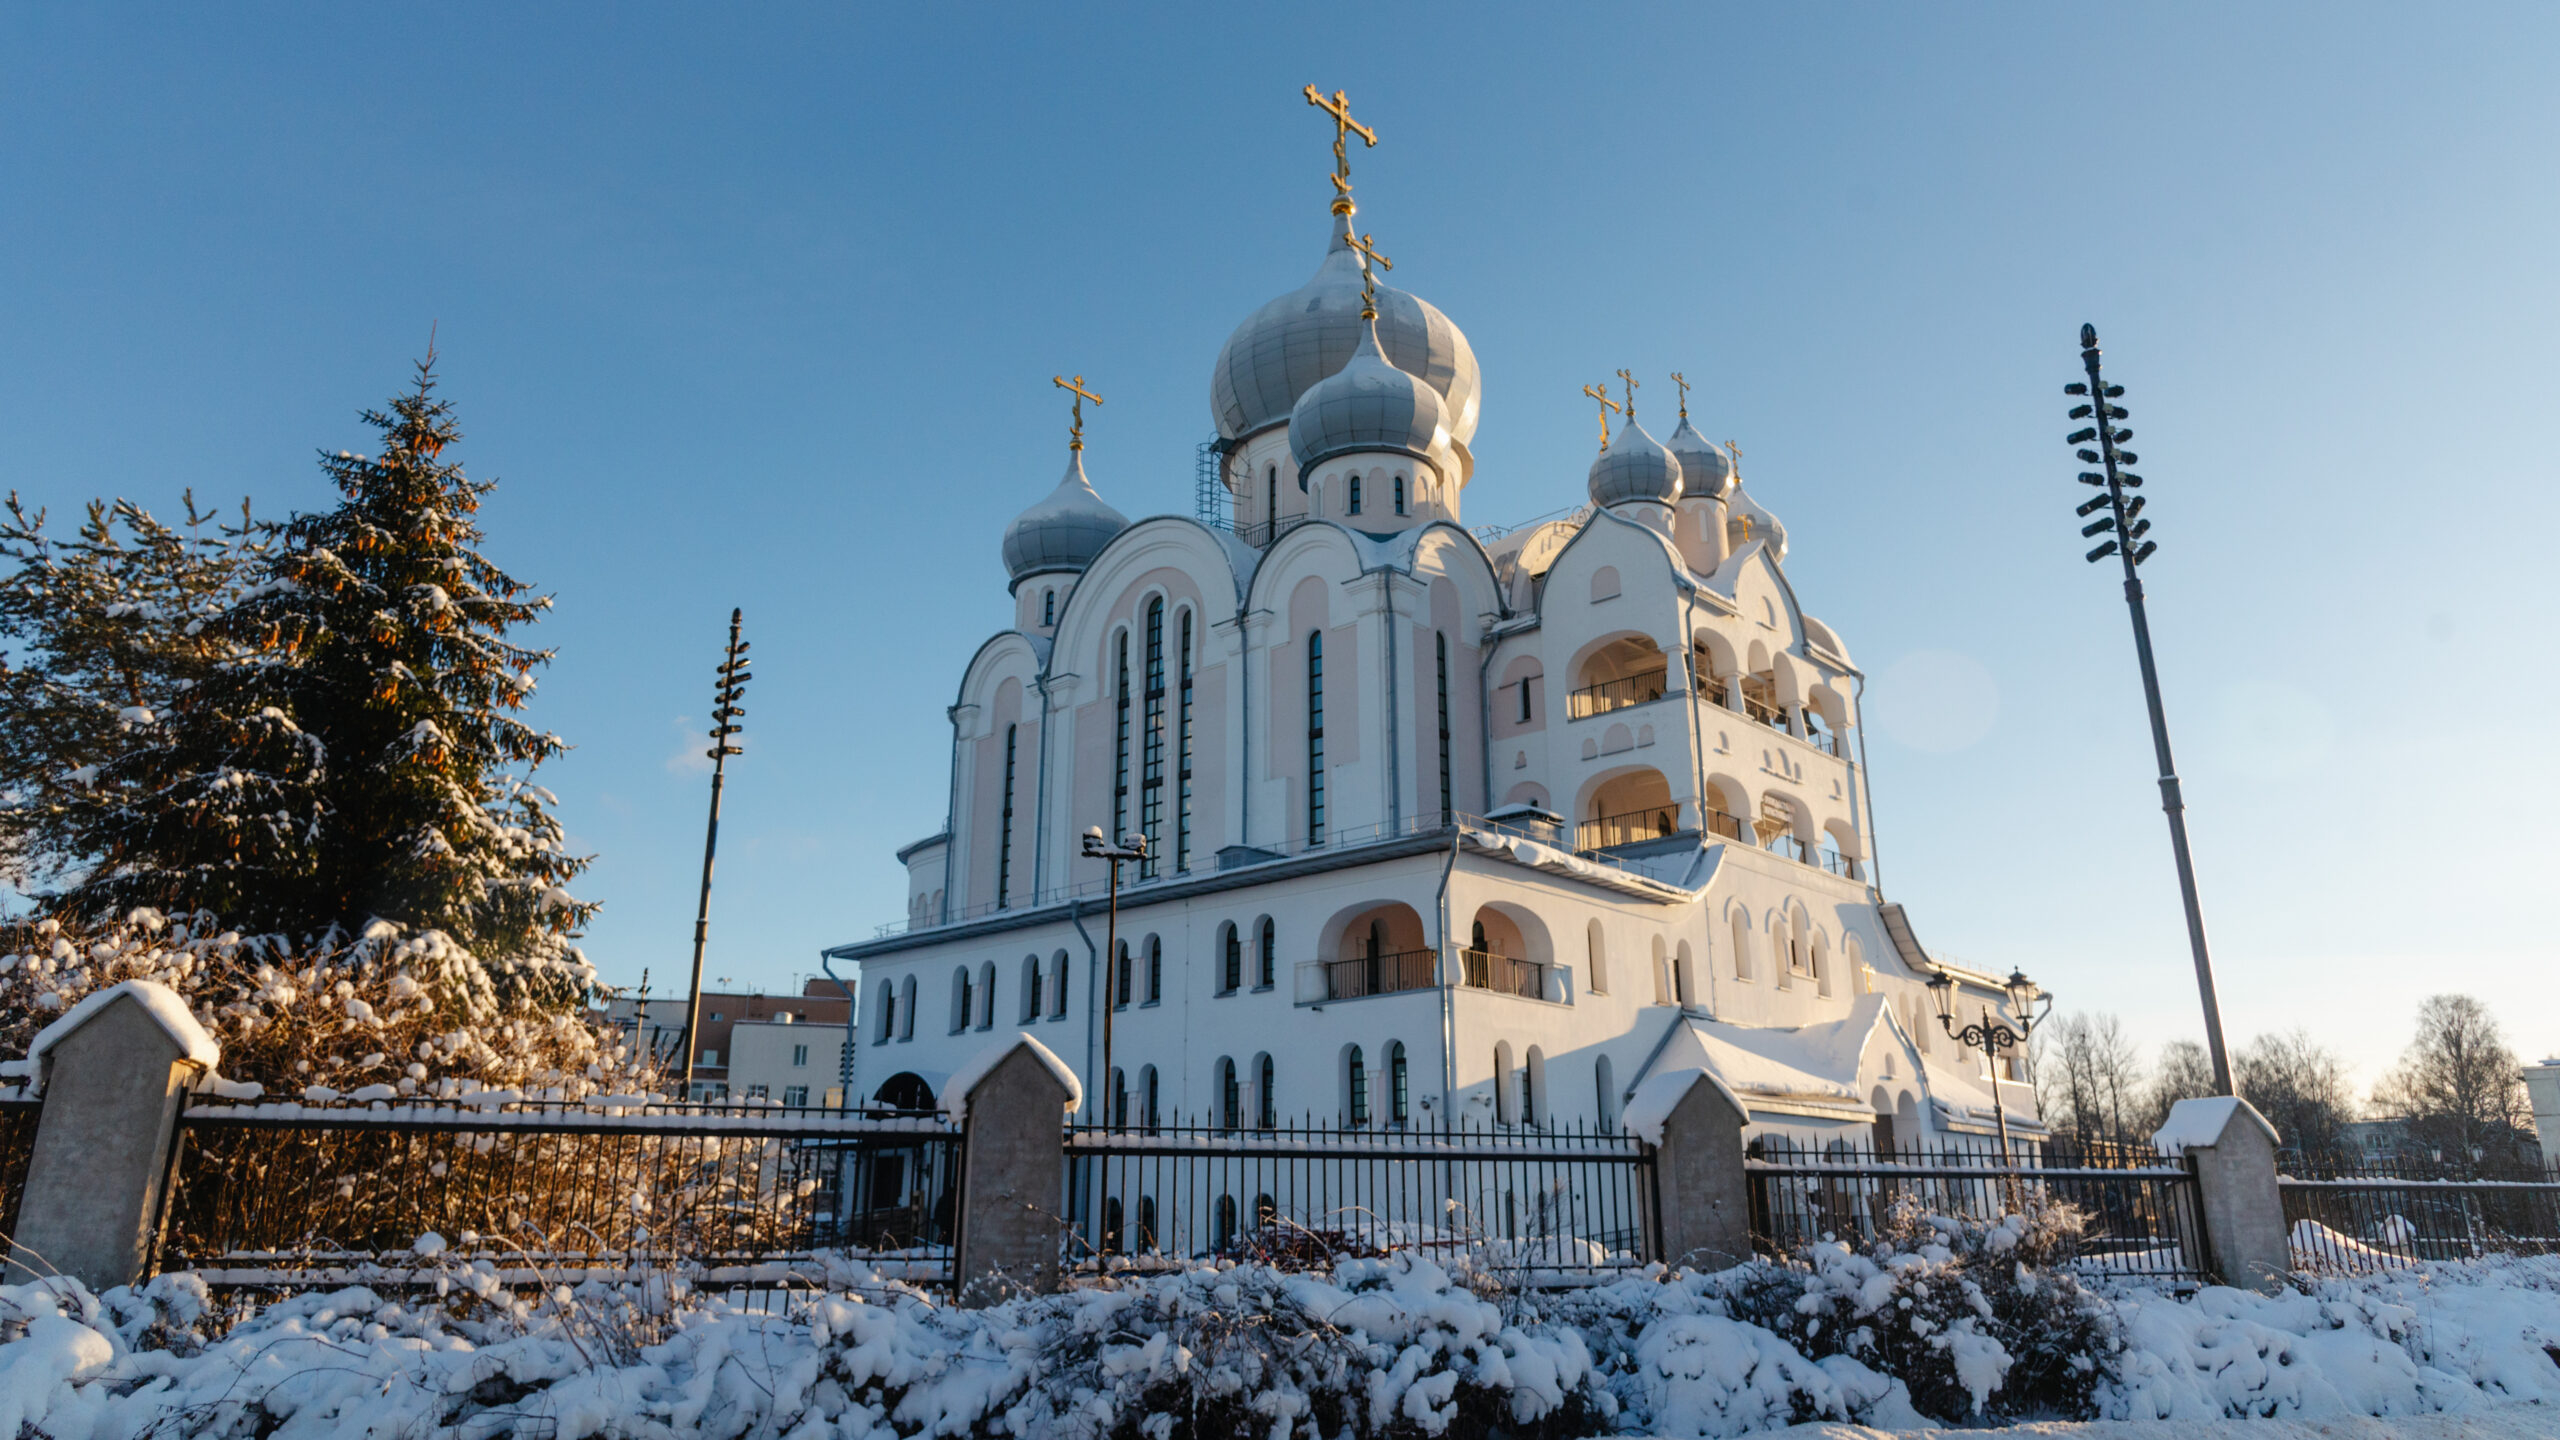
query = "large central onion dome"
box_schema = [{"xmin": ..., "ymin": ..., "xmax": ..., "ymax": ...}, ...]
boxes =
[
  {"xmin": 1665, "ymin": 415, "xmax": 1735, "ymax": 501},
  {"xmin": 1588, "ymin": 415, "xmax": 1684, "ymax": 507},
  {"xmin": 1287, "ymin": 313, "xmax": 1453, "ymax": 478},
  {"xmin": 1212, "ymin": 213, "xmax": 1481, "ymax": 450},
  {"xmin": 1001, "ymin": 448, "xmax": 1129, "ymax": 591}
]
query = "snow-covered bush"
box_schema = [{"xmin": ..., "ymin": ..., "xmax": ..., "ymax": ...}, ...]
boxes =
[
  {"xmin": 1716, "ymin": 1197, "xmax": 2123, "ymax": 1423},
  {"xmin": 0, "ymin": 907, "xmax": 639, "ymax": 1098}
]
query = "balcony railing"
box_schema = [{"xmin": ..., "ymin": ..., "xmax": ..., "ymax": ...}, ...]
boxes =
[
  {"xmin": 1235, "ymin": 514, "xmax": 1316, "ymax": 549},
  {"xmin": 1760, "ymin": 832, "xmax": 1867, "ymax": 881},
  {"xmin": 1576, "ymin": 805, "xmax": 1684, "ymax": 853},
  {"xmin": 1567, "ymin": 668, "xmax": 1669, "ymax": 720},
  {"xmin": 1461, "ymin": 949, "xmax": 1550, "ymax": 1000},
  {"xmin": 1741, "ymin": 691, "xmax": 1787, "ymax": 728},
  {"xmin": 1318, "ymin": 949, "xmax": 1438, "ymax": 1001},
  {"xmin": 1703, "ymin": 807, "xmax": 1745, "ymax": 842}
]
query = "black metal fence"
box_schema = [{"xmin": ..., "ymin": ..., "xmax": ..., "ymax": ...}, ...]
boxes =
[
  {"xmin": 163, "ymin": 1097, "xmax": 961, "ymax": 1284},
  {"xmin": 0, "ymin": 1093, "xmax": 40, "ymax": 1246},
  {"xmin": 2279, "ymin": 1150, "xmax": 2560, "ymax": 1270},
  {"xmin": 1747, "ymin": 1137, "xmax": 2207, "ymax": 1281},
  {"xmin": 1063, "ymin": 1117, "xmax": 1655, "ymax": 1279}
]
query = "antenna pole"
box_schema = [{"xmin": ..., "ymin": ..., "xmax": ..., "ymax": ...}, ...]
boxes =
[{"xmin": 679, "ymin": 608, "xmax": 752, "ymax": 1099}]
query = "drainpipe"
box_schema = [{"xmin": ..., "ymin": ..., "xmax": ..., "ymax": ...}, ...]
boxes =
[
  {"xmin": 1852, "ymin": 671, "xmax": 1884, "ymax": 897},
  {"xmin": 1477, "ymin": 629, "xmax": 1502, "ymax": 818},
  {"xmin": 1435, "ymin": 823, "xmax": 1461, "ymax": 1119},
  {"xmin": 940, "ymin": 715, "xmax": 962, "ymax": 925},
  {"xmin": 1031, "ymin": 670, "xmax": 1055, "ymax": 904},
  {"xmin": 818, "ymin": 952, "xmax": 858, "ymax": 1107}
]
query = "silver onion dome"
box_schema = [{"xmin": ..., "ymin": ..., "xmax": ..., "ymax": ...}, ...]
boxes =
[
  {"xmin": 1211, "ymin": 213, "xmax": 1480, "ymax": 447},
  {"xmin": 1726, "ymin": 481, "xmax": 1788, "ymax": 562},
  {"xmin": 1001, "ymin": 448, "xmax": 1130, "ymax": 588},
  {"xmin": 1287, "ymin": 314, "xmax": 1452, "ymax": 477},
  {"xmin": 1665, "ymin": 415, "xmax": 1735, "ymax": 501},
  {"xmin": 1588, "ymin": 415, "xmax": 1684, "ymax": 508}
]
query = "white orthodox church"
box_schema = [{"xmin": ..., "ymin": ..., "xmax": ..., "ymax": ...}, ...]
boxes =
[{"xmin": 826, "ymin": 162, "xmax": 2046, "ymax": 1155}]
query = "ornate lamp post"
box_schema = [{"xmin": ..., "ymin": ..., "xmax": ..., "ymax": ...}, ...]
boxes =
[
  {"xmin": 1081, "ymin": 826, "xmax": 1147, "ymax": 1128},
  {"xmin": 1926, "ymin": 968, "xmax": 2052, "ymax": 1168}
]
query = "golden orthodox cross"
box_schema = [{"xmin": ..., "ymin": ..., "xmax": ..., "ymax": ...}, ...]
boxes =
[
  {"xmin": 1671, "ymin": 371, "xmax": 1691, "ymax": 421},
  {"xmin": 1053, "ymin": 374, "xmax": 1104, "ymax": 450},
  {"xmin": 1616, "ymin": 368, "xmax": 1640, "ymax": 422},
  {"xmin": 1725, "ymin": 438, "xmax": 1743, "ymax": 476},
  {"xmin": 1581, "ymin": 383, "xmax": 1621, "ymax": 450},
  {"xmin": 1304, "ymin": 86, "xmax": 1377, "ymax": 215},
  {"xmin": 1345, "ymin": 231, "xmax": 1393, "ymax": 316}
]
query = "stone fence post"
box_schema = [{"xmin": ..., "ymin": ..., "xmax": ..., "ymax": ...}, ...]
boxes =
[
  {"xmin": 9, "ymin": 982, "xmax": 217, "ymax": 1291},
  {"xmin": 1630, "ymin": 1067, "xmax": 1752, "ymax": 1272},
  {"xmin": 2154, "ymin": 1095, "xmax": 2289, "ymax": 1292},
  {"xmin": 950, "ymin": 1034, "xmax": 1077, "ymax": 1305}
]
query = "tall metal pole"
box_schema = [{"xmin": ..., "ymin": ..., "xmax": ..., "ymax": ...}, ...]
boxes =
[
  {"xmin": 2074, "ymin": 326, "xmax": 2234, "ymax": 1095},
  {"xmin": 679, "ymin": 609, "xmax": 751, "ymax": 1098},
  {"xmin": 1082, "ymin": 827, "xmax": 1145, "ymax": 1129}
]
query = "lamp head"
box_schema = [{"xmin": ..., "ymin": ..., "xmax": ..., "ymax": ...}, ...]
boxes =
[
  {"xmin": 1926, "ymin": 971, "xmax": 1955, "ymax": 1025},
  {"xmin": 2005, "ymin": 968, "xmax": 2038, "ymax": 1015}
]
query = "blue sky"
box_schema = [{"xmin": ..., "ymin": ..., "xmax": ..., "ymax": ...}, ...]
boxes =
[{"xmin": 6, "ymin": 5, "xmax": 2555, "ymax": 1095}]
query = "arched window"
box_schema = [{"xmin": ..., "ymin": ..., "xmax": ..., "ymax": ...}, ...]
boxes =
[
  {"xmin": 1518, "ymin": 675, "xmax": 1535, "ymax": 723},
  {"xmin": 1145, "ymin": 936, "xmax": 1162, "ymax": 1004},
  {"xmin": 1217, "ymin": 1057, "xmax": 1239, "ymax": 1131},
  {"xmin": 1258, "ymin": 919, "xmax": 1277, "ymax": 988},
  {"xmin": 1141, "ymin": 1064, "xmax": 1160, "ymax": 1131},
  {"xmin": 952, "ymin": 967, "xmax": 973, "ymax": 1033},
  {"xmin": 1651, "ymin": 936, "xmax": 1670, "ymax": 1005},
  {"xmin": 1140, "ymin": 599, "xmax": 1167, "ymax": 879},
  {"xmin": 1220, "ymin": 923, "xmax": 1242, "ymax": 994},
  {"xmin": 1596, "ymin": 1054, "xmax": 1618, "ymax": 1130},
  {"xmin": 898, "ymin": 976, "xmax": 915, "ymax": 1040},
  {"xmin": 1393, "ymin": 474, "xmax": 1407, "ymax": 516},
  {"xmin": 1731, "ymin": 911, "xmax": 1753, "ymax": 981},
  {"xmin": 978, "ymin": 960, "xmax": 997, "ymax": 1029},
  {"xmin": 1042, "ymin": 589, "xmax": 1055, "ymax": 626},
  {"xmin": 1586, "ymin": 919, "xmax": 1609, "ymax": 994},
  {"xmin": 876, "ymin": 979, "xmax": 898, "ymax": 1043},
  {"xmin": 1813, "ymin": 932, "xmax": 1831, "ymax": 997},
  {"xmin": 996, "ymin": 724, "xmax": 1018, "ymax": 908},
  {"xmin": 1348, "ymin": 475, "xmax": 1363, "ymax": 515},
  {"xmin": 1306, "ymin": 632, "xmax": 1326, "ymax": 842},
  {"xmin": 1673, "ymin": 943, "xmax": 1694, "ymax": 1007},
  {"xmin": 1110, "ymin": 1066, "xmax": 1128, "ymax": 1129},
  {"xmin": 1388, "ymin": 1041, "xmax": 1409, "ymax": 1125},
  {"xmin": 1256, "ymin": 1054, "xmax": 1276, "ymax": 1130},
  {"xmin": 1114, "ymin": 940, "xmax": 1132, "ymax": 1009},
  {"xmin": 1113, "ymin": 629, "xmax": 1131, "ymax": 844},
  {"xmin": 1346, "ymin": 1045, "xmax": 1369, "ymax": 1126},
  {"xmin": 1524, "ymin": 1045, "xmax": 1547, "ymax": 1129},
  {"xmin": 1493, "ymin": 1040, "xmax": 1516, "ymax": 1125},
  {"xmin": 1435, "ymin": 632, "xmax": 1453, "ymax": 821},
  {"xmin": 1022, "ymin": 954, "xmax": 1043, "ymax": 1021},
  {"xmin": 1050, "ymin": 952, "xmax": 1070, "ymax": 1018}
]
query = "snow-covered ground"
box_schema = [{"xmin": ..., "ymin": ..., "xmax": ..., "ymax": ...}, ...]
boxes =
[{"xmin": 0, "ymin": 1249, "xmax": 2550, "ymax": 1438}]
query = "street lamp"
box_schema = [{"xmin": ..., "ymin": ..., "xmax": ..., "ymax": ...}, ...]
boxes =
[
  {"xmin": 1081, "ymin": 825, "xmax": 1147, "ymax": 1128},
  {"xmin": 1927, "ymin": 968, "xmax": 2052, "ymax": 1168}
]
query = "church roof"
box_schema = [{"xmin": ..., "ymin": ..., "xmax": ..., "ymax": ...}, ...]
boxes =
[
  {"xmin": 1286, "ymin": 313, "xmax": 1451, "ymax": 478},
  {"xmin": 1588, "ymin": 413, "xmax": 1684, "ymax": 507},
  {"xmin": 1000, "ymin": 448, "xmax": 1129, "ymax": 587}
]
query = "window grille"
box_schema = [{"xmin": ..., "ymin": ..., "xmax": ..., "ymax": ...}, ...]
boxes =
[{"xmin": 1307, "ymin": 631, "xmax": 1326, "ymax": 842}]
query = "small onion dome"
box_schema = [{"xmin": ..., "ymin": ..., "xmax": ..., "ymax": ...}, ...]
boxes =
[
  {"xmin": 1212, "ymin": 212, "xmax": 1481, "ymax": 446},
  {"xmin": 1727, "ymin": 482, "xmax": 1788, "ymax": 562},
  {"xmin": 1286, "ymin": 313, "xmax": 1453, "ymax": 479},
  {"xmin": 1665, "ymin": 415, "xmax": 1734, "ymax": 501},
  {"xmin": 1587, "ymin": 415, "xmax": 1684, "ymax": 508},
  {"xmin": 1001, "ymin": 448, "xmax": 1129, "ymax": 589}
]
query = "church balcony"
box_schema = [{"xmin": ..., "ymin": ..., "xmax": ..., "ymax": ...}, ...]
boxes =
[
  {"xmin": 1235, "ymin": 514, "xmax": 1316, "ymax": 549},
  {"xmin": 1460, "ymin": 949, "xmax": 1552, "ymax": 1001},
  {"xmin": 1567, "ymin": 668, "xmax": 1670, "ymax": 720},
  {"xmin": 1306, "ymin": 949, "xmax": 1439, "ymax": 1003},
  {"xmin": 1575, "ymin": 805, "xmax": 1688, "ymax": 854}
]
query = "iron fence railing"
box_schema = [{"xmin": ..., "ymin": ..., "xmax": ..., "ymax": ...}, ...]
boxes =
[
  {"xmin": 2277, "ymin": 1150, "xmax": 2560, "ymax": 1270},
  {"xmin": 1577, "ymin": 805, "xmax": 1685, "ymax": 853},
  {"xmin": 1747, "ymin": 1139, "xmax": 2207, "ymax": 1281},
  {"xmin": 162, "ymin": 1098, "xmax": 961, "ymax": 1283},
  {"xmin": 1062, "ymin": 1116, "xmax": 1655, "ymax": 1280},
  {"xmin": 0, "ymin": 1094, "xmax": 40, "ymax": 1247},
  {"xmin": 1460, "ymin": 949, "xmax": 1550, "ymax": 999},
  {"xmin": 1567, "ymin": 669, "xmax": 1669, "ymax": 720},
  {"xmin": 1316, "ymin": 949, "xmax": 1438, "ymax": 1001}
]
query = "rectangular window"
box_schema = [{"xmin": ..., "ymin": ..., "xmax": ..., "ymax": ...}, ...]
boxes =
[
  {"xmin": 1146, "ymin": 941, "xmax": 1162, "ymax": 1003},
  {"xmin": 1348, "ymin": 476, "xmax": 1362, "ymax": 514},
  {"xmin": 1176, "ymin": 612, "xmax": 1194, "ymax": 872},
  {"xmin": 699, "ymin": 1049, "xmax": 720, "ymax": 1067},
  {"xmin": 1393, "ymin": 475, "xmax": 1407, "ymax": 516},
  {"xmin": 791, "ymin": 1044, "xmax": 809, "ymax": 1067},
  {"xmin": 1141, "ymin": 601, "xmax": 1166, "ymax": 878},
  {"xmin": 995, "ymin": 724, "xmax": 1018, "ymax": 908},
  {"xmin": 1307, "ymin": 631, "xmax": 1326, "ymax": 843},
  {"xmin": 1518, "ymin": 678, "xmax": 1533, "ymax": 723},
  {"xmin": 783, "ymin": 1085, "xmax": 809, "ymax": 1106},
  {"xmin": 746, "ymin": 1084, "xmax": 769, "ymax": 1100},
  {"xmin": 1113, "ymin": 631, "xmax": 1131, "ymax": 844},
  {"xmin": 1435, "ymin": 632, "xmax": 1453, "ymax": 820}
]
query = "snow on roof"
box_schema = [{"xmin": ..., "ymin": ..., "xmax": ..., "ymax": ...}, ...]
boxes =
[
  {"xmin": 1650, "ymin": 996, "xmax": 1891, "ymax": 1106},
  {"xmin": 2154, "ymin": 1095, "xmax": 2280, "ymax": 1155},
  {"xmin": 26, "ymin": 979, "xmax": 218, "ymax": 1071},
  {"xmin": 939, "ymin": 1032, "xmax": 1082, "ymax": 1126},
  {"xmin": 1457, "ymin": 827, "xmax": 1694, "ymax": 902},
  {"xmin": 1621, "ymin": 1066, "xmax": 1746, "ymax": 1146}
]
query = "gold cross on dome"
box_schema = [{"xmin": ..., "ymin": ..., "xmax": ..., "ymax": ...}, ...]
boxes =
[
  {"xmin": 1345, "ymin": 231, "xmax": 1393, "ymax": 316},
  {"xmin": 1581, "ymin": 382, "xmax": 1622, "ymax": 451},
  {"xmin": 1616, "ymin": 368, "xmax": 1640, "ymax": 422},
  {"xmin": 1725, "ymin": 438, "xmax": 1743, "ymax": 477},
  {"xmin": 1304, "ymin": 85, "xmax": 1377, "ymax": 215},
  {"xmin": 1671, "ymin": 371, "xmax": 1691, "ymax": 421},
  {"xmin": 1053, "ymin": 374, "xmax": 1104, "ymax": 451}
]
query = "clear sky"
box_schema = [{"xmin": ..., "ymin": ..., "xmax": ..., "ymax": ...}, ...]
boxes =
[{"xmin": 6, "ymin": 5, "xmax": 2555, "ymax": 1098}]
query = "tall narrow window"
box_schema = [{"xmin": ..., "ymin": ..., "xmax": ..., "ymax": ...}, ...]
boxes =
[
  {"xmin": 1145, "ymin": 937, "xmax": 1162, "ymax": 1004},
  {"xmin": 1306, "ymin": 631, "xmax": 1326, "ymax": 843},
  {"xmin": 1176, "ymin": 611, "xmax": 1194, "ymax": 872},
  {"xmin": 995, "ymin": 724, "xmax": 1018, "ymax": 908},
  {"xmin": 1266, "ymin": 465, "xmax": 1278, "ymax": 537},
  {"xmin": 1114, "ymin": 941, "xmax": 1131, "ymax": 1008},
  {"xmin": 1393, "ymin": 474, "xmax": 1407, "ymax": 515},
  {"xmin": 1140, "ymin": 600, "xmax": 1166, "ymax": 878},
  {"xmin": 1258, "ymin": 919, "xmax": 1276, "ymax": 988},
  {"xmin": 1222, "ymin": 925, "xmax": 1242, "ymax": 993},
  {"xmin": 1435, "ymin": 632, "xmax": 1453, "ymax": 821},
  {"xmin": 1113, "ymin": 631, "xmax": 1131, "ymax": 844},
  {"xmin": 1348, "ymin": 476, "xmax": 1363, "ymax": 515},
  {"xmin": 1219, "ymin": 1058, "xmax": 1240, "ymax": 1131},
  {"xmin": 1348, "ymin": 1046, "xmax": 1369, "ymax": 1126},
  {"xmin": 1257, "ymin": 1055, "xmax": 1277, "ymax": 1130},
  {"xmin": 1518, "ymin": 677, "xmax": 1534, "ymax": 723},
  {"xmin": 1389, "ymin": 1041, "xmax": 1409, "ymax": 1124},
  {"xmin": 1042, "ymin": 589, "xmax": 1055, "ymax": 626}
]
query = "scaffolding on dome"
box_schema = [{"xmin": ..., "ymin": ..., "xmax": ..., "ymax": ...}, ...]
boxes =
[{"xmin": 1193, "ymin": 440, "xmax": 1234, "ymax": 531}]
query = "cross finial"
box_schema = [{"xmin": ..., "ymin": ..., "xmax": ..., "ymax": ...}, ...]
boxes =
[
  {"xmin": 1345, "ymin": 231, "xmax": 1393, "ymax": 319},
  {"xmin": 1616, "ymin": 368, "xmax": 1640, "ymax": 422},
  {"xmin": 1671, "ymin": 371, "xmax": 1691, "ymax": 421},
  {"xmin": 1053, "ymin": 374, "xmax": 1104, "ymax": 451},
  {"xmin": 1724, "ymin": 439, "xmax": 1743, "ymax": 478},
  {"xmin": 1581, "ymin": 382, "xmax": 1622, "ymax": 451},
  {"xmin": 1304, "ymin": 86, "xmax": 1377, "ymax": 216}
]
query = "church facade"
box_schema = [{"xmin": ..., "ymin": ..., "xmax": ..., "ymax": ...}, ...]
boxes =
[{"xmin": 825, "ymin": 172, "xmax": 2045, "ymax": 1154}]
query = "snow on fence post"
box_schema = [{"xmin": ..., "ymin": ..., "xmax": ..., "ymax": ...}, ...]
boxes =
[
  {"xmin": 2154, "ymin": 1095, "xmax": 2289, "ymax": 1292},
  {"xmin": 944, "ymin": 1033, "xmax": 1079, "ymax": 1305},
  {"xmin": 8, "ymin": 981, "xmax": 217, "ymax": 1291},
  {"xmin": 1626, "ymin": 1065, "xmax": 1751, "ymax": 1271}
]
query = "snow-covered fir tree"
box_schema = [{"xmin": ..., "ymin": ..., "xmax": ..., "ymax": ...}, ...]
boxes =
[{"xmin": 49, "ymin": 355, "xmax": 595, "ymax": 991}]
